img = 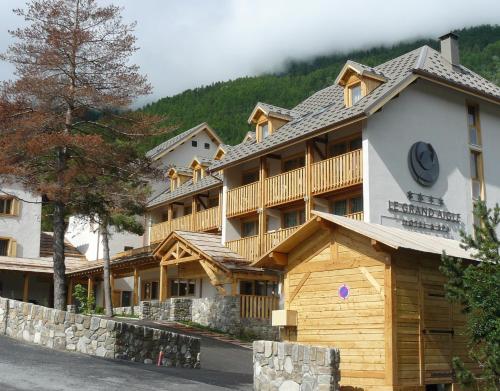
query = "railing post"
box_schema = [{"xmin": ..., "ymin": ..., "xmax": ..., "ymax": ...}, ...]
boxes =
[
  {"xmin": 191, "ymin": 196, "xmax": 197, "ymax": 231},
  {"xmin": 305, "ymin": 140, "xmax": 314, "ymax": 220}
]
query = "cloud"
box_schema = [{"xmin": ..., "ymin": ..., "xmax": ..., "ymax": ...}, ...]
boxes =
[{"xmin": 1, "ymin": 0, "xmax": 499, "ymax": 106}]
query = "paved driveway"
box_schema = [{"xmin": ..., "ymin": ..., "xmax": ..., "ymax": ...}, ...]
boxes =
[{"xmin": 0, "ymin": 333, "xmax": 253, "ymax": 391}]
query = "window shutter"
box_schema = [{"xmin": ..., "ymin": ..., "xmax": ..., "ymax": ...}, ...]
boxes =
[
  {"xmin": 11, "ymin": 198, "xmax": 21, "ymax": 216},
  {"xmin": 7, "ymin": 239, "xmax": 17, "ymax": 257}
]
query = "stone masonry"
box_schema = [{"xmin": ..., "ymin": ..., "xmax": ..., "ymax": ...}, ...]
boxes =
[
  {"xmin": 0, "ymin": 297, "xmax": 200, "ymax": 368},
  {"xmin": 140, "ymin": 296, "xmax": 277, "ymax": 340},
  {"xmin": 253, "ymin": 341, "xmax": 340, "ymax": 391}
]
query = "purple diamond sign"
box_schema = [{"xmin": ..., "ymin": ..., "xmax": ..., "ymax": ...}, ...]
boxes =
[{"xmin": 338, "ymin": 284, "xmax": 350, "ymax": 300}]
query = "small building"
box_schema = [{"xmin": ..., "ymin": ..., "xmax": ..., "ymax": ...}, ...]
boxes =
[{"xmin": 255, "ymin": 211, "xmax": 477, "ymax": 391}]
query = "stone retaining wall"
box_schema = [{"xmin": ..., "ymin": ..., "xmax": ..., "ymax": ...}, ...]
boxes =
[
  {"xmin": 113, "ymin": 306, "xmax": 140, "ymax": 316},
  {"xmin": 139, "ymin": 296, "xmax": 277, "ymax": 340},
  {"xmin": 253, "ymin": 341, "xmax": 340, "ymax": 391},
  {"xmin": 0, "ymin": 297, "xmax": 200, "ymax": 368}
]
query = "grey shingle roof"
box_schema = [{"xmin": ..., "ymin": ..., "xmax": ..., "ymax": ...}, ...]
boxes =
[
  {"xmin": 146, "ymin": 122, "xmax": 220, "ymax": 159},
  {"xmin": 210, "ymin": 46, "xmax": 500, "ymax": 172},
  {"xmin": 169, "ymin": 166, "xmax": 193, "ymax": 176},
  {"xmin": 147, "ymin": 173, "xmax": 222, "ymax": 209},
  {"xmin": 248, "ymin": 102, "xmax": 301, "ymax": 123}
]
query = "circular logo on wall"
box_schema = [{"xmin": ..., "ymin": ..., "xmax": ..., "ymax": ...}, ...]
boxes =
[
  {"xmin": 338, "ymin": 284, "xmax": 350, "ymax": 300},
  {"xmin": 408, "ymin": 142, "xmax": 439, "ymax": 187}
]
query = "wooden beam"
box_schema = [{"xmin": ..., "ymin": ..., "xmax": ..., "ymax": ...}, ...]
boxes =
[
  {"xmin": 87, "ymin": 277, "xmax": 94, "ymax": 303},
  {"xmin": 270, "ymin": 251, "xmax": 288, "ymax": 266},
  {"xmin": 305, "ymin": 140, "xmax": 314, "ymax": 220},
  {"xmin": 109, "ymin": 273, "xmax": 115, "ymax": 307},
  {"xmin": 159, "ymin": 264, "xmax": 168, "ymax": 301},
  {"xmin": 23, "ymin": 273, "xmax": 29, "ymax": 302},
  {"xmin": 384, "ymin": 260, "xmax": 397, "ymax": 387},
  {"xmin": 161, "ymin": 255, "xmax": 200, "ymax": 265},
  {"xmin": 192, "ymin": 197, "xmax": 197, "ymax": 231},
  {"xmin": 267, "ymin": 154, "xmax": 281, "ymax": 160},
  {"xmin": 67, "ymin": 278, "xmax": 73, "ymax": 305},
  {"xmin": 196, "ymin": 195, "xmax": 208, "ymax": 210},
  {"xmin": 133, "ymin": 268, "xmax": 139, "ymax": 306},
  {"xmin": 288, "ymin": 272, "xmax": 310, "ymax": 303},
  {"xmin": 258, "ymin": 156, "xmax": 267, "ymax": 255}
]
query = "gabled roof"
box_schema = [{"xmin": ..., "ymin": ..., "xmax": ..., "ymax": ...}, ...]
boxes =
[
  {"xmin": 41, "ymin": 232, "xmax": 86, "ymax": 259},
  {"xmin": 247, "ymin": 102, "xmax": 301, "ymax": 124},
  {"xmin": 167, "ymin": 166, "xmax": 192, "ymax": 177},
  {"xmin": 189, "ymin": 156, "xmax": 214, "ymax": 169},
  {"xmin": 335, "ymin": 60, "xmax": 387, "ymax": 85},
  {"xmin": 153, "ymin": 231, "xmax": 267, "ymax": 274},
  {"xmin": 211, "ymin": 46, "xmax": 500, "ymax": 172},
  {"xmin": 254, "ymin": 211, "xmax": 475, "ymax": 267},
  {"xmin": 146, "ymin": 123, "xmax": 223, "ymax": 160},
  {"xmin": 147, "ymin": 173, "xmax": 222, "ymax": 209}
]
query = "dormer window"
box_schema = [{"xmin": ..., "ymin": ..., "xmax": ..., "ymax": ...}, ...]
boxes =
[
  {"xmin": 349, "ymin": 83, "xmax": 362, "ymax": 105},
  {"xmin": 258, "ymin": 122, "xmax": 269, "ymax": 142}
]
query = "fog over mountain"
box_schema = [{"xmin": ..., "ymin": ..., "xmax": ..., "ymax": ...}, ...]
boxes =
[{"xmin": 0, "ymin": 0, "xmax": 499, "ymax": 105}]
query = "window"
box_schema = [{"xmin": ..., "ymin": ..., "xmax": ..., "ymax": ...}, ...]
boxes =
[
  {"xmin": 242, "ymin": 170, "xmax": 259, "ymax": 185},
  {"xmin": 470, "ymin": 151, "xmax": 482, "ymax": 201},
  {"xmin": 191, "ymin": 140, "xmax": 198, "ymax": 147},
  {"xmin": 242, "ymin": 220, "xmax": 258, "ymax": 237},
  {"xmin": 0, "ymin": 197, "xmax": 18, "ymax": 216},
  {"xmin": 121, "ymin": 291, "xmax": 132, "ymax": 307},
  {"xmin": 239, "ymin": 280, "xmax": 278, "ymax": 296},
  {"xmin": 184, "ymin": 205, "xmax": 192, "ymax": 215},
  {"xmin": 332, "ymin": 196, "xmax": 363, "ymax": 217},
  {"xmin": 467, "ymin": 106, "xmax": 480, "ymax": 146},
  {"xmin": 240, "ymin": 280, "xmax": 254, "ymax": 295},
  {"xmin": 467, "ymin": 105, "xmax": 484, "ymax": 205},
  {"xmin": 283, "ymin": 209, "xmax": 305, "ymax": 228},
  {"xmin": 0, "ymin": 238, "xmax": 16, "ymax": 257},
  {"xmin": 170, "ymin": 279, "xmax": 196, "ymax": 297},
  {"xmin": 349, "ymin": 83, "xmax": 362, "ymax": 105},
  {"xmin": 204, "ymin": 143, "xmax": 210, "ymax": 150},
  {"xmin": 328, "ymin": 136, "xmax": 362, "ymax": 158},
  {"xmin": 0, "ymin": 239, "xmax": 9, "ymax": 256},
  {"xmin": 208, "ymin": 197, "xmax": 219, "ymax": 208},
  {"xmin": 283, "ymin": 155, "xmax": 305, "ymax": 172},
  {"xmin": 143, "ymin": 281, "xmax": 159, "ymax": 300},
  {"xmin": 259, "ymin": 122, "xmax": 269, "ymax": 141}
]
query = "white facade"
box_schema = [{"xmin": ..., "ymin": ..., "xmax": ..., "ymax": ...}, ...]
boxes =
[
  {"xmin": 0, "ymin": 182, "xmax": 42, "ymax": 258},
  {"xmin": 364, "ymin": 79, "xmax": 500, "ymax": 239}
]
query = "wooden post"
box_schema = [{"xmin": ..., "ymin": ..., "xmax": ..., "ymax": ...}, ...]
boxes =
[
  {"xmin": 23, "ymin": 273, "xmax": 29, "ymax": 302},
  {"xmin": 191, "ymin": 196, "xmax": 197, "ymax": 231},
  {"xmin": 167, "ymin": 204, "xmax": 173, "ymax": 221},
  {"xmin": 159, "ymin": 263, "xmax": 168, "ymax": 301},
  {"xmin": 67, "ymin": 278, "xmax": 73, "ymax": 305},
  {"xmin": 87, "ymin": 277, "xmax": 94, "ymax": 303},
  {"xmin": 258, "ymin": 156, "xmax": 267, "ymax": 256},
  {"xmin": 133, "ymin": 267, "xmax": 139, "ymax": 306},
  {"xmin": 305, "ymin": 140, "xmax": 314, "ymax": 220}
]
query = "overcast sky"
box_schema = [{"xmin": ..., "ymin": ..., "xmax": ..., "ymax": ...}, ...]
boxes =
[{"xmin": 0, "ymin": 0, "xmax": 499, "ymax": 106}]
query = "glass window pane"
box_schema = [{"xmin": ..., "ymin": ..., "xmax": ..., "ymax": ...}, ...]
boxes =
[
  {"xmin": 467, "ymin": 106, "xmax": 476, "ymax": 126},
  {"xmin": 242, "ymin": 221, "xmax": 257, "ymax": 237},
  {"xmin": 350, "ymin": 196, "xmax": 363, "ymax": 213},
  {"xmin": 469, "ymin": 127, "xmax": 478, "ymax": 145},
  {"xmin": 299, "ymin": 209, "xmax": 306, "ymax": 225},
  {"xmin": 260, "ymin": 123, "xmax": 269, "ymax": 139},
  {"xmin": 0, "ymin": 199, "xmax": 12, "ymax": 214},
  {"xmin": 472, "ymin": 180, "xmax": 481, "ymax": 200},
  {"xmin": 330, "ymin": 143, "xmax": 347, "ymax": 157},
  {"xmin": 255, "ymin": 281, "xmax": 266, "ymax": 296},
  {"xmin": 470, "ymin": 152, "xmax": 479, "ymax": 179},
  {"xmin": 0, "ymin": 239, "xmax": 8, "ymax": 256},
  {"xmin": 188, "ymin": 280, "xmax": 196, "ymax": 295},
  {"xmin": 284, "ymin": 211, "xmax": 298, "ymax": 228},
  {"xmin": 240, "ymin": 281, "xmax": 253, "ymax": 295},
  {"xmin": 333, "ymin": 200, "xmax": 347, "ymax": 216},
  {"xmin": 350, "ymin": 84, "xmax": 362, "ymax": 104},
  {"xmin": 151, "ymin": 282, "xmax": 159, "ymax": 300},
  {"xmin": 349, "ymin": 137, "xmax": 362, "ymax": 151}
]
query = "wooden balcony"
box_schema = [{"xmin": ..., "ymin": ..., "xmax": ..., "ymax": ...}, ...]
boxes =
[
  {"xmin": 346, "ymin": 211, "xmax": 364, "ymax": 221},
  {"xmin": 226, "ymin": 149, "xmax": 362, "ymax": 217},
  {"xmin": 195, "ymin": 206, "xmax": 221, "ymax": 231},
  {"xmin": 226, "ymin": 181, "xmax": 260, "ymax": 217},
  {"xmin": 312, "ymin": 149, "xmax": 363, "ymax": 195},
  {"xmin": 263, "ymin": 226, "xmax": 300, "ymax": 254},
  {"xmin": 225, "ymin": 235, "xmax": 259, "ymax": 261},
  {"xmin": 240, "ymin": 294, "xmax": 279, "ymax": 320},
  {"xmin": 150, "ymin": 206, "xmax": 221, "ymax": 243},
  {"xmin": 265, "ymin": 167, "xmax": 305, "ymax": 207}
]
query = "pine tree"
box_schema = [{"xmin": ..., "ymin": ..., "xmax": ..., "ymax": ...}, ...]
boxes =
[{"xmin": 440, "ymin": 201, "xmax": 500, "ymax": 390}]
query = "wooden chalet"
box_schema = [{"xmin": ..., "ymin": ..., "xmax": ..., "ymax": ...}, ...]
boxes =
[{"xmin": 255, "ymin": 211, "xmax": 477, "ymax": 391}]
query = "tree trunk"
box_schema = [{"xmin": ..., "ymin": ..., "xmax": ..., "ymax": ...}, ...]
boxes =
[
  {"xmin": 101, "ymin": 220, "xmax": 113, "ymax": 317},
  {"xmin": 52, "ymin": 200, "xmax": 66, "ymax": 310}
]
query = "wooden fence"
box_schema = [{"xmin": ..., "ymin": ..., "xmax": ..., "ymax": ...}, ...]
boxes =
[{"xmin": 240, "ymin": 295, "xmax": 279, "ymax": 320}]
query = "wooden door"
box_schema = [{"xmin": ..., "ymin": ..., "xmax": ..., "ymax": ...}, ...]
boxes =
[{"xmin": 422, "ymin": 285, "xmax": 454, "ymax": 384}]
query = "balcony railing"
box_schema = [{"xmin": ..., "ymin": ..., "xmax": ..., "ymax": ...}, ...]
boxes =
[
  {"xmin": 225, "ymin": 235, "xmax": 259, "ymax": 261},
  {"xmin": 345, "ymin": 211, "xmax": 364, "ymax": 221},
  {"xmin": 226, "ymin": 181, "xmax": 260, "ymax": 217},
  {"xmin": 265, "ymin": 167, "xmax": 305, "ymax": 207},
  {"xmin": 240, "ymin": 294, "xmax": 279, "ymax": 320},
  {"xmin": 263, "ymin": 226, "xmax": 301, "ymax": 254},
  {"xmin": 150, "ymin": 206, "xmax": 221, "ymax": 243},
  {"xmin": 312, "ymin": 149, "xmax": 363, "ymax": 195},
  {"xmin": 195, "ymin": 206, "xmax": 221, "ymax": 231}
]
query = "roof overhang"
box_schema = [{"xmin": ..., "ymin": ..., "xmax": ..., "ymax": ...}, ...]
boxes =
[
  {"xmin": 247, "ymin": 103, "xmax": 293, "ymax": 124},
  {"xmin": 335, "ymin": 62, "xmax": 387, "ymax": 86}
]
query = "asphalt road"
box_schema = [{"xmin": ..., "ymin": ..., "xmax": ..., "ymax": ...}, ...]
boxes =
[{"xmin": 0, "ymin": 334, "xmax": 253, "ymax": 391}]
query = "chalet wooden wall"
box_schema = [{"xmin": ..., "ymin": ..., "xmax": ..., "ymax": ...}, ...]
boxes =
[
  {"xmin": 283, "ymin": 227, "xmax": 391, "ymax": 390},
  {"xmin": 280, "ymin": 226, "xmax": 475, "ymax": 391}
]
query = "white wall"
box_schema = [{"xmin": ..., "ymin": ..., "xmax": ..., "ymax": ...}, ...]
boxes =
[
  {"xmin": 65, "ymin": 216, "xmax": 143, "ymax": 261},
  {"xmin": 0, "ymin": 182, "xmax": 41, "ymax": 258},
  {"xmin": 364, "ymin": 79, "xmax": 500, "ymax": 239}
]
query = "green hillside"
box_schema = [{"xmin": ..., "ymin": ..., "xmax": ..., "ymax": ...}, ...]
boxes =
[{"xmin": 141, "ymin": 25, "xmax": 500, "ymax": 150}]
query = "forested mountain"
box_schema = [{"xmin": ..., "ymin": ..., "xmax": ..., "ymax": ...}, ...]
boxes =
[{"xmin": 140, "ymin": 25, "xmax": 500, "ymax": 150}]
